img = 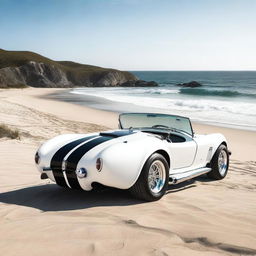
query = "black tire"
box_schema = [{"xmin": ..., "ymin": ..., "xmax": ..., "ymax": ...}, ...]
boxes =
[
  {"xmin": 207, "ymin": 144, "xmax": 229, "ymax": 180},
  {"xmin": 129, "ymin": 153, "xmax": 169, "ymax": 201}
]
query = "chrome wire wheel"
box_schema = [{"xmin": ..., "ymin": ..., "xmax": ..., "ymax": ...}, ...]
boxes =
[
  {"xmin": 148, "ymin": 160, "xmax": 166, "ymax": 194},
  {"xmin": 207, "ymin": 144, "xmax": 229, "ymax": 180},
  {"xmin": 129, "ymin": 153, "xmax": 169, "ymax": 201},
  {"xmin": 218, "ymin": 149, "xmax": 228, "ymax": 176}
]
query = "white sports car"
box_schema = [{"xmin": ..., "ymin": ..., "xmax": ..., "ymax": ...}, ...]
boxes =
[{"xmin": 35, "ymin": 113, "xmax": 230, "ymax": 201}]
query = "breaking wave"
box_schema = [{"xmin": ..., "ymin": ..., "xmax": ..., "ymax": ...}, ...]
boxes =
[{"xmin": 179, "ymin": 88, "xmax": 256, "ymax": 98}]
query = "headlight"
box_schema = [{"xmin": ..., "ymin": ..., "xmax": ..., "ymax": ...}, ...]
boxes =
[
  {"xmin": 96, "ymin": 158, "xmax": 103, "ymax": 172},
  {"xmin": 35, "ymin": 151, "xmax": 40, "ymax": 164}
]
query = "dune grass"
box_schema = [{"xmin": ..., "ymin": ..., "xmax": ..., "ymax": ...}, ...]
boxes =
[{"xmin": 0, "ymin": 124, "xmax": 20, "ymax": 139}]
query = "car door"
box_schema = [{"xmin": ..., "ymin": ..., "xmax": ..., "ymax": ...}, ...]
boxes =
[{"xmin": 167, "ymin": 134, "xmax": 197, "ymax": 171}]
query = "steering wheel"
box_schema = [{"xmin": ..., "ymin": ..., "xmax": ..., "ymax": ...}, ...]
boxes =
[{"xmin": 152, "ymin": 125, "xmax": 170, "ymax": 129}]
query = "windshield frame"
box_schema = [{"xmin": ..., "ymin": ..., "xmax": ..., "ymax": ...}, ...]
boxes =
[{"xmin": 119, "ymin": 113, "xmax": 194, "ymax": 137}]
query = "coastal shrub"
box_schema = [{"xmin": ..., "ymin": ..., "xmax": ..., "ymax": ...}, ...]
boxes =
[{"xmin": 0, "ymin": 124, "xmax": 20, "ymax": 139}]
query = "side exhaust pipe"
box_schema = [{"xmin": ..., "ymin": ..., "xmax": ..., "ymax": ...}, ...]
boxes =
[
  {"xmin": 169, "ymin": 167, "xmax": 211, "ymax": 184},
  {"xmin": 40, "ymin": 173, "xmax": 49, "ymax": 180}
]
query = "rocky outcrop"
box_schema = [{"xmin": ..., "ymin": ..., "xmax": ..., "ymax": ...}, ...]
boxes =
[
  {"xmin": 94, "ymin": 70, "xmax": 134, "ymax": 87},
  {"xmin": 0, "ymin": 49, "xmax": 159, "ymax": 88},
  {"xmin": 0, "ymin": 61, "xmax": 139, "ymax": 88},
  {"xmin": 0, "ymin": 66, "xmax": 26, "ymax": 88},
  {"xmin": 20, "ymin": 61, "xmax": 72, "ymax": 87},
  {"xmin": 120, "ymin": 80, "xmax": 158, "ymax": 87},
  {"xmin": 177, "ymin": 81, "xmax": 202, "ymax": 88}
]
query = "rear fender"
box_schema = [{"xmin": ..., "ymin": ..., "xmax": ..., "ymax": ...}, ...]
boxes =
[
  {"xmin": 77, "ymin": 136, "xmax": 170, "ymax": 190},
  {"xmin": 36, "ymin": 133, "xmax": 99, "ymax": 182}
]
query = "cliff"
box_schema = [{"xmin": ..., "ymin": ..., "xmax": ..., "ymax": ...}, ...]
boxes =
[{"xmin": 0, "ymin": 49, "xmax": 153, "ymax": 88}]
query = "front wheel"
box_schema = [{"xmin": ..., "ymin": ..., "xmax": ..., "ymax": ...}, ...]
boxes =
[
  {"xmin": 207, "ymin": 144, "xmax": 229, "ymax": 180},
  {"xmin": 129, "ymin": 153, "xmax": 169, "ymax": 201}
]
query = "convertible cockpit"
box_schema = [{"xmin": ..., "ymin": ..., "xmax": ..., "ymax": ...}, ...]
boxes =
[{"xmin": 119, "ymin": 113, "xmax": 193, "ymax": 143}]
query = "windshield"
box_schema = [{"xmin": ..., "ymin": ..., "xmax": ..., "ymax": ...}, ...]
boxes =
[{"xmin": 119, "ymin": 113, "xmax": 193, "ymax": 136}]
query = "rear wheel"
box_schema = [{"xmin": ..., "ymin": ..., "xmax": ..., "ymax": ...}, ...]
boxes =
[
  {"xmin": 207, "ymin": 144, "xmax": 229, "ymax": 180},
  {"xmin": 129, "ymin": 153, "xmax": 169, "ymax": 201}
]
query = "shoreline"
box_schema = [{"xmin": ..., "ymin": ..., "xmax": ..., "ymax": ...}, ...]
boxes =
[
  {"xmin": 48, "ymin": 88, "xmax": 256, "ymax": 132},
  {"xmin": 0, "ymin": 87, "xmax": 255, "ymax": 161}
]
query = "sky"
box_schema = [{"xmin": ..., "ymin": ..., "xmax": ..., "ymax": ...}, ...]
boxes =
[{"xmin": 0, "ymin": 0, "xmax": 256, "ymax": 70}]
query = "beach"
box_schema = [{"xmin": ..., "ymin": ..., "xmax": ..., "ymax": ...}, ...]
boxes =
[{"xmin": 0, "ymin": 88, "xmax": 256, "ymax": 255}]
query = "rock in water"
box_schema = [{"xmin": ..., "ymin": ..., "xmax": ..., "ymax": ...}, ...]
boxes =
[
  {"xmin": 177, "ymin": 81, "xmax": 202, "ymax": 87},
  {"xmin": 120, "ymin": 80, "xmax": 158, "ymax": 87}
]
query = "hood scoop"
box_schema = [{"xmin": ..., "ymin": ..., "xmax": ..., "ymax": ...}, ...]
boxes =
[{"xmin": 100, "ymin": 130, "xmax": 135, "ymax": 138}]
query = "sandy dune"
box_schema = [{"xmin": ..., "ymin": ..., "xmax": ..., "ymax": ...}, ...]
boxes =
[{"xmin": 0, "ymin": 88, "xmax": 256, "ymax": 256}]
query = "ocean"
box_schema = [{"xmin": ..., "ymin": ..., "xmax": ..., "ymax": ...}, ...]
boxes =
[{"xmin": 70, "ymin": 71, "xmax": 256, "ymax": 131}]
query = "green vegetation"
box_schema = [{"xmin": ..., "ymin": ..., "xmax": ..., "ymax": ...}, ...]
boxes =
[
  {"xmin": 0, "ymin": 124, "xmax": 20, "ymax": 139},
  {"xmin": 0, "ymin": 49, "xmax": 54, "ymax": 69}
]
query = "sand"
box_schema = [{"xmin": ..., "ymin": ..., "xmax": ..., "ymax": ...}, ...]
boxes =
[{"xmin": 0, "ymin": 88, "xmax": 255, "ymax": 256}]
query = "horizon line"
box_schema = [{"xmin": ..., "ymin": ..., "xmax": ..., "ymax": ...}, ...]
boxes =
[{"xmin": 127, "ymin": 70, "xmax": 256, "ymax": 72}]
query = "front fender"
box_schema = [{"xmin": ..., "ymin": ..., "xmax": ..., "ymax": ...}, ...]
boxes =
[
  {"xmin": 207, "ymin": 133, "xmax": 228, "ymax": 157},
  {"xmin": 193, "ymin": 133, "xmax": 228, "ymax": 167}
]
